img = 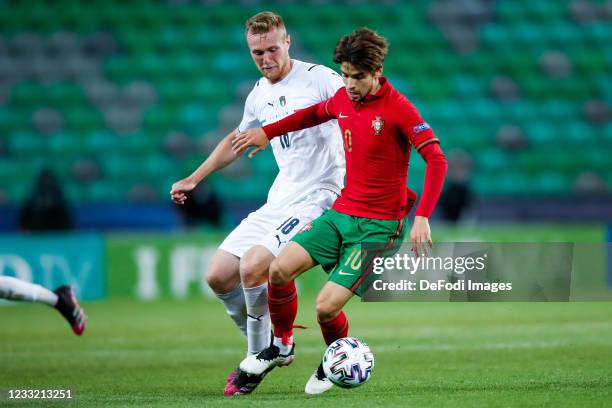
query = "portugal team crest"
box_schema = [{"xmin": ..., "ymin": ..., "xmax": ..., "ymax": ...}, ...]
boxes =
[{"xmin": 372, "ymin": 116, "xmax": 384, "ymax": 136}]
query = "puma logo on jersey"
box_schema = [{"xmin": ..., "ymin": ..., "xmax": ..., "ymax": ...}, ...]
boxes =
[{"xmin": 275, "ymin": 234, "xmax": 287, "ymax": 248}]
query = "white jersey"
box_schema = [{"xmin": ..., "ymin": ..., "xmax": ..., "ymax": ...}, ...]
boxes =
[{"xmin": 239, "ymin": 59, "xmax": 345, "ymax": 207}]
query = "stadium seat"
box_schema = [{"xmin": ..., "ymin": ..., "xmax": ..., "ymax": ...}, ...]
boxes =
[{"xmin": 0, "ymin": 1, "xmax": 608, "ymax": 205}]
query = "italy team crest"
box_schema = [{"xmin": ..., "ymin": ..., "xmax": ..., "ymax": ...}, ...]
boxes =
[
  {"xmin": 372, "ymin": 116, "xmax": 384, "ymax": 136},
  {"xmin": 279, "ymin": 96, "xmax": 286, "ymax": 107}
]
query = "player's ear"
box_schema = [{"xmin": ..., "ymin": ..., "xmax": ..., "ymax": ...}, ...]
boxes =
[
  {"xmin": 285, "ymin": 33, "xmax": 291, "ymax": 49},
  {"xmin": 375, "ymin": 66, "xmax": 383, "ymax": 78}
]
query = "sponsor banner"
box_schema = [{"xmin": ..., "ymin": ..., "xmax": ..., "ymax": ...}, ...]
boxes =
[
  {"xmin": 0, "ymin": 234, "xmax": 105, "ymax": 300},
  {"xmin": 105, "ymin": 232, "xmax": 328, "ymax": 300},
  {"xmin": 359, "ymin": 243, "xmax": 612, "ymax": 302}
]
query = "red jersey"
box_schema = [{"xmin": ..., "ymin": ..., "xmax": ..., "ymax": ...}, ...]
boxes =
[{"xmin": 263, "ymin": 77, "xmax": 443, "ymax": 220}]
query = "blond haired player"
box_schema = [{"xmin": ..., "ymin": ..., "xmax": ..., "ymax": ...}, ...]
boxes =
[{"xmin": 170, "ymin": 11, "xmax": 345, "ymax": 396}]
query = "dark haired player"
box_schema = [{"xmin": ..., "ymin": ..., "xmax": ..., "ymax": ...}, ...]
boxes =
[{"xmin": 232, "ymin": 28, "xmax": 447, "ymax": 394}]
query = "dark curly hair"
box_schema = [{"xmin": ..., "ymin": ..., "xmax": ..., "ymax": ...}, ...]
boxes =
[{"xmin": 333, "ymin": 28, "xmax": 388, "ymax": 73}]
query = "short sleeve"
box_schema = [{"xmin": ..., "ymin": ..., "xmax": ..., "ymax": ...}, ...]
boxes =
[
  {"xmin": 309, "ymin": 65, "xmax": 345, "ymax": 101},
  {"xmin": 396, "ymin": 95, "xmax": 439, "ymax": 152},
  {"xmin": 238, "ymin": 83, "xmax": 261, "ymax": 132}
]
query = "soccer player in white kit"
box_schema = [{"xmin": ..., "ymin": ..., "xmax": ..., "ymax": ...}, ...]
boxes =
[
  {"xmin": 0, "ymin": 276, "xmax": 87, "ymax": 335},
  {"xmin": 170, "ymin": 12, "xmax": 344, "ymax": 396}
]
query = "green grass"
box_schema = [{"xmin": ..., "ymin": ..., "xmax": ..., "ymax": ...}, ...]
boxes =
[{"xmin": 1, "ymin": 298, "xmax": 612, "ymax": 407}]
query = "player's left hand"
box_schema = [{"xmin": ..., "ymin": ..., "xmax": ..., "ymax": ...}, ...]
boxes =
[
  {"xmin": 231, "ymin": 128, "xmax": 269, "ymax": 158},
  {"xmin": 410, "ymin": 216, "xmax": 432, "ymax": 257}
]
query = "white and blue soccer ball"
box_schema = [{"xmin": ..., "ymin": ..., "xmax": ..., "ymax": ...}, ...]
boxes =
[{"xmin": 322, "ymin": 337, "xmax": 374, "ymax": 388}]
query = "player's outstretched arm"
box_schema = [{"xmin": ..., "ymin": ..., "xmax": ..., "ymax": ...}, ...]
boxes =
[
  {"xmin": 231, "ymin": 101, "xmax": 333, "ymax": 158},
  {"xmin": 170, "ymin": 128, "xmax": 240, "ymax": 205},
  {"xmin": 411, "ymin": 142, "xmax": 448, "ymax": 256}
]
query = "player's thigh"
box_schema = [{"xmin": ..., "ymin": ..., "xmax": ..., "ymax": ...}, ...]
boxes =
[
  {"xmin": 271, "ymin": 208, "xmax": 348, "ymax": 285},
  {"xmin": 240, "ymin": 245, "xmax": 275, "ymax": 288},
  {"xmin": 290, "ymin": 209, "xmax": 345, "ymax": 275},
  {"xmin": 257, "ymin": 189, "xmax": 337, "ymax": 257},
  {"xmin": 218, "ymin": 204, "xmax": 276, "ymax": 258},
  {"xmin": 206, "ymin": 249, "xmax": 241, "ymax": 294},
  {"xmin": 329, "ymin": 217, "xmax": 406, "ymax": 296},
  {"xmin": 269, "ymin": 241, "xmax": 319, "ymax": 285},
  {"xmin": 316, "ymin": 281, "xmax": 355, "ymax": 322},
  {"xmin": 327, "ymin": 244, "xmax": 369, "ymax": 296}
]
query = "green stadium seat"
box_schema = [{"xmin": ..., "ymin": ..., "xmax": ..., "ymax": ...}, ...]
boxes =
[
  {"xmin": 524, "ymin": 122, "xmax": 557, "ymax": 145},
  {"xmin": 142, "ymin": 105, "xmax": 176, "ymax": 133},
  {"xmin": 102, "ymin": 153, "xmax": 136, "ymax": 179},
  {"xmin": 85, "ymin": 130, "xmax": 119, "ymax": 153},
  {"xmin": 0, "ymin": 2, "xmax": 607, "ymax": 203},
  {"xmin": 452, "ymin": 75, "xmax": 487, "ymax": 98},
  {"xmin": 534, "ymin": 172, "xmax": 573, "ymax": 195},
  {"xmin": 9, "ymin": 130, "xmax": 43, "ymax": 156},
  {"xmin": 47, "ymin": 131, "xmax": 85, "ymax": 156},
  {"xmin": 563, "ymin": 121, "xmax": 594, "ymax": 144},
  {"xmin": 64, "ymin": 106, "xmax": 103, "ymax": 132}
]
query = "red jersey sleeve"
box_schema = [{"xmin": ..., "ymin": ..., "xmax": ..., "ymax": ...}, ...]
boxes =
[
  {"xmin": 262, "ymin": 99, "xmax": 334, "ymax": 140},
  {"xmin": 395, "ymin": 96, "xmax": 439, "ymax": 152},
  {"xmin": 414, "ymin": 142, "xmax": 447, "ymax": 217}
]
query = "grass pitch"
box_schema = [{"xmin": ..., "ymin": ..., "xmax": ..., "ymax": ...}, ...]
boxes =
[{"xmin": 1, "ymin": 298, "xmax": 611, "ymax": 407}]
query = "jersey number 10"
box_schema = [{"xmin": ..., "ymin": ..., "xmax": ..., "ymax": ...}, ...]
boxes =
[{"xmin": 280, "ymin": 134, "xmax": 290, "ymax": 149}]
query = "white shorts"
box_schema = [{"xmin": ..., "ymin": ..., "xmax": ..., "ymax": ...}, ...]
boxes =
[{"xmin": 219, "ymin": 189, "xmax": 337, "ymax": 258}]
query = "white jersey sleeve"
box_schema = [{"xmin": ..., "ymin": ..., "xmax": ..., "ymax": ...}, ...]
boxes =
[
  {"xmin": 308, "ymin": 64, "xmax": 345, "ymax": 100},
  {"xmin": 238, "ymin": 80, "xmax": 262, "ymax": 132}
]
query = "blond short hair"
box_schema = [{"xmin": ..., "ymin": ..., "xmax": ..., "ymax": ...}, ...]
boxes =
[{"xmin": 245, "ymin": 11, "xmax": 287, "ymax": 37}]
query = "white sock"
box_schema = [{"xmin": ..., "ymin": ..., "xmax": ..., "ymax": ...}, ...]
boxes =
[
  {"xmin": 273, "ymin": 335, "xmax": 293, "ymax": 355},
  {"xmin": 0, "ymin": 276, "xmax": 58, "ymax": 306},
  {"xmin": 244, "ymin": 283, "xmax": 271, "ymax": 355},
  {"xmin": 216, "ymin": 284, "xmax": 247, "ymax": 337}
]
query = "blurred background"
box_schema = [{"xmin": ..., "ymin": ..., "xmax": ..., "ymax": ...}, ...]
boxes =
[{"xmin": 0, "ymin": 0, "xmax": 611, "ymax": 300}]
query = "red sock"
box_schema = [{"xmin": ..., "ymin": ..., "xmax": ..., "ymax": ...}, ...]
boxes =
[
  {"xmin": 319, "ymin": 311, "xmax": 349, "ymax": 345},
  {"xmin": 268, "ymin": 280, "xmax": 298, "ymax": 345}
]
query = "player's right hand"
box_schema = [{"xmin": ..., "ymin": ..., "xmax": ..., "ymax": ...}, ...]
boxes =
[
  {"xmin": 231, "ymin": 128, "xmax": 269, "ymax": 158},
  {"xmin": 170, "ymin": 177, "xmax": 197, "ymax": 205}
]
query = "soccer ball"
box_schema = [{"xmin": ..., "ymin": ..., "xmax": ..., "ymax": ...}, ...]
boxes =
[{"xmin": 322, "ymin": 337, "xmax": 374, "ymax": 388}]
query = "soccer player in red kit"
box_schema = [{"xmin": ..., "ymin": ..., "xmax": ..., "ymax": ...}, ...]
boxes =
[{"xmin": 232, "ymin": 27, "xmax": 447, "ymax": 394}]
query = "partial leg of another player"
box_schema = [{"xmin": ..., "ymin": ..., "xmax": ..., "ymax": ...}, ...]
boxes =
[
  {"xmin": 225, "ymin": 245, "xmax": 276, "ymax": 396},
  {"xmin": 0, "ymin": 276, "xmax": 87, "ymax": 335},
  {"xmin": 240, "ymin": 242, "xmax": 317, "ymax": 375},
  {"xmin": 305, "ymin": 281, "xmax": 354, "ymax": 394},
  {"xmin": 206, "ymin": 249, "xmax": 245, "ymax": 337},
  {"xmin": 240, "ymin": 245, "xmax": 275, "ymax": 355},
  {"xmin": 205, "ymin": 249, "xmax": 250, "ymax": 389}
]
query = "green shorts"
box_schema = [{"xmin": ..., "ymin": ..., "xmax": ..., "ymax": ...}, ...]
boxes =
[{"xmin": 292, "ymin": 209, "xmax": 406, "ymax": 296}]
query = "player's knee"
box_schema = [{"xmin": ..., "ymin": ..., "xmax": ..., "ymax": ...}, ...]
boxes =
[
  {"xmin": 239, "ymin": 258, "xmax": 269, "ymax": 288},
  {"xmin": 316, "ymin": 296, "xmax": 341, "ymax": 322},
  {"xmin": 206, "ymin": 267, "xmax": 234, "ymax": 294},
  {"xmin": 269, "ymin": 259, "xmax": 292, "ymax": 286}
]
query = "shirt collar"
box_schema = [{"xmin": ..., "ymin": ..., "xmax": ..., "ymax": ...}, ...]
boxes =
[{"xmin": 354, "ymin": 77, "xmax": 390, "ymax": 107}]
